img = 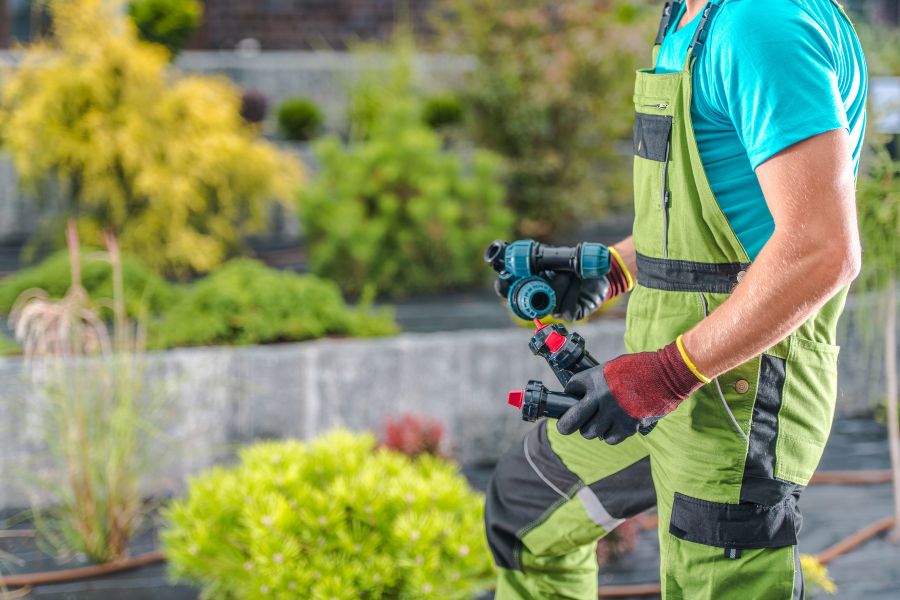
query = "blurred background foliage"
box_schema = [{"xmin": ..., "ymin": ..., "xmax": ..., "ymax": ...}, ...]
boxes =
[
  {"xmin": 0, "ymin": 0, "xmax": 302, "ymax": 277},
  {"xmin": 857, "ymin": 147, "xmax": 900, "ymax": 292},
  {"xmin": 434, "ymin": 0, "xmax": 658, "ymax": 238},
  {"xmin": 0, "ymin": 247, "xmax": 178, "ymax": 318},
  {"xmin": 422, "ymin": 93, "xmax": 465, "ymax": 131},
  {"xmin": 127, "ymin": 0, "xmax": 203, "ymax": 57},
  {"xmin": 150, "ymin": 258, "xmax": 396, "ymax": 349},
  {"xmin": 0, "ymin": 251, "xmax": 398, "ymax": 349},
  {"xmin": 855, "ymin": 22, "xmax": 900, "ymax": 76},
  {"xmin": 277, "ymin": 96, "xmax": 325, "ymax": 141},
  {"xmin": 0, "ymin": 0, "xmax": 894, "ymax": 329},
  {"xmin": 299, "ymin": 38, "xmax": 513, "ymax": 298}
]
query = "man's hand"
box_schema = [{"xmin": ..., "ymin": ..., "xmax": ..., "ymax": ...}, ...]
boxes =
[
  {"xmin": 548, "ymin": 243, "xmax": 635, "ymax": 321},
  {"xmin": 548, "ymin": 272, "xmax": 609, "ymax": 322},
  {"xmin": 682, "ymin": 129, "xmax": 861, "ymax": 377},
  {"xmin": 557, "ymin": 339, "xmax": 705, "ymax": 444}
]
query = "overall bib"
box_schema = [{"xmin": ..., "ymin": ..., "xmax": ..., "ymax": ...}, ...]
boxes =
[{"xmin": 485, "ymin": 1, "xmax": 852, "ymax": 598}]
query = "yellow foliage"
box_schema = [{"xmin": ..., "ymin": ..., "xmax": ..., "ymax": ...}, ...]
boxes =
[
  {"xmin": 801, "ymin": 554, "xmax": 837, "ymax": 595},
  {"xmin": 0, "ymin": 0, "xmax": 302, "ymax": 276}
]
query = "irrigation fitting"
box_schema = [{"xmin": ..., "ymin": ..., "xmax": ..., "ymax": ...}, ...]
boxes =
[{"xmin": 484, "ymin": 239, "xmax": 611, "ymax": 320}]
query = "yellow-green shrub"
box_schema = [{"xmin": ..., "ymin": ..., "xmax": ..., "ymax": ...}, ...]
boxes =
[
  {"xmin": 163, "ymin": 431, "xmax": 494, "ymax": 599},
  {"xmin": 0, "ymin": 0, "xmax": 302, "ymax": 277}
]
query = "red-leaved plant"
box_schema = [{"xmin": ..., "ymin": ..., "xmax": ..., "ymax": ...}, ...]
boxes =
[
  {"xmin": 382, "ymin": 413, "xmax": 446, "ymax": 458},
  {"xmin": 596, "ymin": 517, "xmax": 641, "ymax": 565}
]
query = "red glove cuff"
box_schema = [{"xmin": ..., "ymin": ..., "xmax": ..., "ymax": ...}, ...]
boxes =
[{"xmin": 602, "ymin": 341, "xmax": 705, "ymax": 420}]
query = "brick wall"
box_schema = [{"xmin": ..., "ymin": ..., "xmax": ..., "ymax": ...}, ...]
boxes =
[
  {"xmin": 189, "ymin": 0, "xmax": 438, "ymax": 51},
  {"xmin": 0, "ymin": 0, "xmax": 8, "ymax": 47}
]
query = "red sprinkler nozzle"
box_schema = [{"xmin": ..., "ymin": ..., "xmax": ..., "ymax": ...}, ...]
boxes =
[
  {"xmin": 508, "ymin": 390, "xmax": 524, "ymax": 409},
  {"xmin": 545, "ymin": 331, "xmax": 566, "ymax": 353},
  {"xmin": 532, "ymin": 319, "xmax": 567, "ymax": 354}
]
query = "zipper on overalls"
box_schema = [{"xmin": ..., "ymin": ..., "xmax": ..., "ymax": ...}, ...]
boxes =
[
  {"xmin": 661, "ymin": 139, "xmax": 672, "ymax": 258},
  {"xmin": 643, "ymin": 102, "xmax": 669, "ymax": 109}
]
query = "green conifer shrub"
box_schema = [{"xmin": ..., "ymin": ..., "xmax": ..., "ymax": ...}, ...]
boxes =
[
  {"xmin": 128, "ymin": 0, "xmax": 203, "ymax": 56},
  {"xmin": 150, "ymin": 259, "xmax": 397, "ymax": 348},
  {"xmin": 0, "ymin": 248, "xmax": 178, "ymax": 318},
  {"xmin": 423, "ymin": 94, "xmax": 465, "ymax": 130},
  {"xmin": 277, "ymin": 98, "xmax": 325, "ymax": 141}
]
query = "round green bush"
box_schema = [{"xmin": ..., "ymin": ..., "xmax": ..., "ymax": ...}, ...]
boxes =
[
  {"xmin": 277, "ymin": 98, "xmax": 324, "ymax": 142},
  {"xmin": 0, "ymin": 248, "xmax": 178, "ymax": 318},
  {"xmin": 300, "ymin": 62, "xmax": 512, "ymax": 298},
  {"xmin": 163, "ymin": 431, "xmax": 494, "ymax": 599},
  {"xmin": 150, "ymin": 258, "xmax": 397, "ymax": 348},
  {"xmin": 423, "ymin": 95, "xmax": 465, "ymax": 130},
  {"xmin": 128, "ymin": 0, "xmax": 203, "ymax": 56}
]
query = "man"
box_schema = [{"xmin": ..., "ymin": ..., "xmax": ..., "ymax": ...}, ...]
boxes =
[{"xmin": 484, "ymin": 0, "xmax": 868, "ymax": 598}]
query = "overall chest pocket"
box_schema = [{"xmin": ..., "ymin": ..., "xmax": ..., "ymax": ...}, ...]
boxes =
[{"xmin": 632, "ymin": 112, "xmax": 673, "ymax": 258}]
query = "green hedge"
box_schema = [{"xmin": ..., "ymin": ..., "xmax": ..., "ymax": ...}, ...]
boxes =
[
  {"xmin": 423, "ymin": 94, "xmax": 465, "ymax": 130},
  {"xmin": 0, "ymin": 249, "xmax": 179, "ymax": 318},
  {"xmin": 1, "ymin": 254, "xmax": 399, "ymax": 350},
  {"xmin": 150, "ymin": 259, "xmax": 397, "ymax": 348},
  {"xmin": 277, "ymin": 97, "xmax": 324, "ymax": 141},
  {"xmin": 163, "ymin": 431, "xmax": 493, "ymax": 599}
]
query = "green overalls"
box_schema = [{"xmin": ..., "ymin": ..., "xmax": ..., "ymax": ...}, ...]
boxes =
[{"xmin": 485, "ymin": 1, "xmax": 851, "ymax": 597}]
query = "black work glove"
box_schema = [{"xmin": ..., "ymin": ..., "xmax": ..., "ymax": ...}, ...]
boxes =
[
  {"xmin": 556, "ymin": 366, "xmax": 643, "ymax": 444},
  {"xmin": 493, "ymin": 277, "xmax": 512, "ymax": 300},
  {"xmin": 548, "ymin": 272, "xmax": 610, "ymax": 322}
]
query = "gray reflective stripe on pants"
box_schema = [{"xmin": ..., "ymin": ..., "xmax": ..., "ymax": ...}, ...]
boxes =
[
  {"xmin": 524, "ymin": 434, "xmax": 570, "ymax": 500},
  {"xmin": 576, "ymin": 486, "xmax": 625, "ymax": 532},
  {"xmin": 484, "ymin": 422, "xmax": 584, "ymax": 570}
]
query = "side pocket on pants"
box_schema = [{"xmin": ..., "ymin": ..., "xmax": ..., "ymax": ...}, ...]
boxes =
[
  {"xmin": 775, "ymin": 337, "xmax": 840, "ymax": 486},
  {"xmin": 669, "ymin": 490, "xmax": 801, "ymax": 552}
]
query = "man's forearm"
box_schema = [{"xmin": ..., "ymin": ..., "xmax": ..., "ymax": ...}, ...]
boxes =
[
  {"xmin": 681, "ymin": 229, "xmax": 856, "ymax": 378},
  {"xmin": 680, "ymin": 130, "xmax": 860, "ymax": 378},
  {"xmin": 611, "ymin": 237, "xmax": 637, "ymax": 279}
]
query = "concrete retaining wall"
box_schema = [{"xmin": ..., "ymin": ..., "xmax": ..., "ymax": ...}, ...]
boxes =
[{"xmin": 0, "ymin": 302, "xmax": 896, "ymax": 510}]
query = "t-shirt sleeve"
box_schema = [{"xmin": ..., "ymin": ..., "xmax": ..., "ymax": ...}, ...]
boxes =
[{"xmin": 707, "ymin": 2, "xmax": 847, "ymax": 169}]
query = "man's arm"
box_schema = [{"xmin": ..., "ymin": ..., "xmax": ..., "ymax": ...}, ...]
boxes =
[
  {"xmin": 682, "ymin": 128, "xmax": 861, "ymax": 377},
  {"xmin": 611, "ymin": 237, "xmax": 637, "ymax": 281},
  {"xmin": 557, "ymin": 129, "xmax": 860, "ymax": 443}
]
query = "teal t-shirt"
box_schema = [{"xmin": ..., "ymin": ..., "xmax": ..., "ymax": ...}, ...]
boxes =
[{"xmin": 655, "ymin": 0, "xmax": 867, "ymax": 260}]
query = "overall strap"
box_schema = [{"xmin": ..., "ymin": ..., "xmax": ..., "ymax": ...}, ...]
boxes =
[
  {"xmin": 654, "ymin": 1, "xmax": 684, "ymax": 45},
  {"xmin": 686, "ymin": 0, "xmax": 724, "ymax": 65}
]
